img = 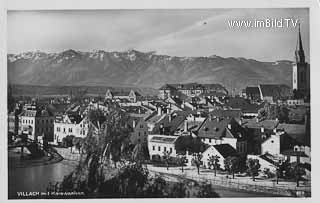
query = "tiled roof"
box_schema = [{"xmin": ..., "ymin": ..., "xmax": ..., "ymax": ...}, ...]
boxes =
[
  {"xmin": 212, "ymin": 144, "xmax": 238, "ymax": 158},
  {"xmin": 209, "ymin": 109, "xmax": 242, "ymax": 120},
  {"xmin": 149, "ymin": 136, "xmax": 177, "ymax": 144},
  {"xmin": 152, "ymin": 111, "xmax": 189, "ymax": 134},
  {"xmin": 197, "ymin": 117, "xmax": 233, "ymax": 139}
]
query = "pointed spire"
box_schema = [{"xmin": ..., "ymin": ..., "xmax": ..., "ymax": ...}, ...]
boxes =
[{"xmin": 295, "ymin": 22, "xmax": 305, "ymax": 63}]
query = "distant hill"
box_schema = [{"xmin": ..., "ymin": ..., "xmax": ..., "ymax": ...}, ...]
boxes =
[{"xmin": 7, "ymin": 49, "xmax": 293, "ymax": 94}]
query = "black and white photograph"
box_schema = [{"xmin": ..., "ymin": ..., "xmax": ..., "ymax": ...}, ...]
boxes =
[{"xmin": 3, "ymin": 0, "xmax": 319, "ymax": 200}]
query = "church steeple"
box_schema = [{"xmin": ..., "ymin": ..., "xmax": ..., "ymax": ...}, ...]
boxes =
[{"xmin": 295, "ymin": 23, "xmax": 305, "ymax": 63}]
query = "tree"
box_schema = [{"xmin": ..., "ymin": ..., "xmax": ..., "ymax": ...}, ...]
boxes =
[
  {"xmin": 62, "ymin": 135, "xmax": 75, "ymax": 152},
  {"xmin": 208, "ymin": 155, "xmax": 220, "ymax": 176},
  {"xmin": 224, "ymin": 156, "xmax": 239, "ymax": 179},
  {"xmin": 175, "ymin": 135, "xmax": 206, "ymax": 154},
  {"xmin": 72, "ymin": 137, "xmax": 83, "ymax": 154},
  {"xmin": 131, "ymin": 142, "xmax": 147, "ymax": 165},
  {"xmin": 292, "ymin": 162, "xmax": 305, "ymax": 187},
  {"xmin": 163, "ymin": 151, "xmax": 171, "ymax": 170},
  {"xmin": 246, "ymin": 158, "xmax": 261, "ymax": 181},
  {"xmin": 192, "ymin": 153, "xmax": 203, "ymax": 175},
  {"xmin": 177, "ymin": 154, "xmax": 187, "ymax": 172}
]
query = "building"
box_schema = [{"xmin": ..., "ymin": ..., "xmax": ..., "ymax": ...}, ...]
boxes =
[
  {"xmin": 201, "ymin": 144, "xmax": 239, "ymax": 170},
  {"xmin": 197, "ymin": 115, "xmax": 248, "ymax": 155},
  {"xmin": 18, "ymin": 105, "xmax": 54, "ymax": 142},
  {"xmin": 148, "ymin": 134, "xmax": 178, "ymax": 160},
  {"xmin": 105, "ymin": 89, "xmax": 141, "ymax": 103},
  {"xmin": 158, "ymin": 83, "xmax": 228, "ymax": 99},
  {"xmin": 243, "ymin": 87, "xmax": 261, "ymax": 102},
  {"xmin": 128, "ymin": 117, "xmax": 149, "ymax": 145},
  {"xmin": 292, "ymin": 24, "xmax": 310, "ymax": 98},
  {"xmin": 53, "ymin": 113, "xmax": 89, "ymax": 145},
  {"xmin": 258, "ymin": 84, "xmax": 292, "ymax": 103}
]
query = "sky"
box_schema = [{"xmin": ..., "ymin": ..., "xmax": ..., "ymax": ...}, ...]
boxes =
[{"xmin": 7, "ymin": 8, "xmax": 309, "ymax": 62}]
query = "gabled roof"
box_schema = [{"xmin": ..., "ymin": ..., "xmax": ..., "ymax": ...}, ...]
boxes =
[{"xmin": 212, "ymin": 144, "xmax": 238, "ymax": 158}]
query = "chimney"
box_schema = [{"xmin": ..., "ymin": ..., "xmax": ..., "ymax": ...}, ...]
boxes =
[
  {"xmin": 168, "ymin": 114, "xmax": 172, "ymax": 122},
  {"xmin": 227, "ymin": 124, "xmax": 231, "ymax": 130},
  {"xmin": 239, "ymin": 118, "xmax": 243, "ymax": 125},
  {"xmin": 261, "ymin": 127, "xmax": 265, "ymax": 133},
  {"xmin": 167, "ymin": 108, "xmax": 170, "ymax": 114},
  {"xmin": 256, "ymin": 117, "xmax": 259, "ymax": 123}
]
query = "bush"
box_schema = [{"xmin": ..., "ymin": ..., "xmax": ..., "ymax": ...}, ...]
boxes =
[{"xmin": 263, "ymin": 168, "xmax": 275, "ymax": 178}]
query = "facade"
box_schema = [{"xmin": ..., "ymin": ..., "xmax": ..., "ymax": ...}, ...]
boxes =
[
  {"xmin": 18, "ymin": 106, "xmax": 54, "ymax": 142},
  {"xmin": 158, "ymin": 83, "xmax": 228, "ymax": 100},
  {"xmin": 53, "ymin": 113, "xmax": 89, "ymax": 144},
  {"xmin": 129, "ymin": 117, "xmax": 149, "ymax": 145},
  {"xmin": 148, "ymin": 134, "xmax": 178, "ymax": 160},
  {"xmin": 197, "ymin": 115, "xmax": 248, "ymax": 155},
  {"xmin": 202, "ymin": 144, "xmax": 239, "ymax": 170},
  {"xmin": 105, "ymin": 89, "xmax": 140, "ymax": 103}
]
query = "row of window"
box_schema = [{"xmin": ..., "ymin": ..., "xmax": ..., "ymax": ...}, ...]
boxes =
[
  {"xmin": 37, "ymin": 127, "xmax": 53, "ymax": 133},
  {"xmin": 22, "ymin": 119, "xmax": 53, "ymax": 125},
  {"xmin": 152, "ymin": 145, "xmax": 173, "ymax": 153},
  {"xmin": 56, "ymin": 127, "xmax": 86, "ymax": 135}
]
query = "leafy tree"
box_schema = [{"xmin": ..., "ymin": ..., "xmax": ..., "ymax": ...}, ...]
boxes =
[
  {"xmin": 169, "ymin": 181, "xmax": 186, "ymax": 198},
  {"xmin": 62, "ymin": 135, "xmax": 75, "ymax": 151},
  {"xmin": 224, "ymin": 156, "xmax": 239, "ymax": 179},
  {"xmin": 72, "ymin": 137, "xmax": 83, "ymax": 154},
  {"xmin": 208, "ymin": 155, "xmax": 220, "ymax": 176},
  {"xmin": 291, "ymin": 162, "xmax": 306, "ymax": 187},
  {"xmin": 246, "ymin": 158, "xmax": 261, "ymax": 181},
  {"xmin": 131, "ymin": 142, "xmax": 147, "ymax": 165},
  {"xmin": 175, "ymin": 135, "xmax": 206, "ymax": 154},
  {"xmin": 192, "ymin": 153, "xmax": 203, "ymax": 175},
  {"xmin": 163, "ymin": 151, "xmax": 171, "ymax": 170},
  {"xmin": 177, "ymin": 154, "xmax": 187, "ymax": 172}
]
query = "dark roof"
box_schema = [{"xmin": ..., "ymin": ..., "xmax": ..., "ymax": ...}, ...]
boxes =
[
  {"xmin": 152, "ymin": 111, "xmax": 190, "ymax": 134},
  {"xmin": 159, "ymin": 83, "xmax": 227, "ymax": 93},
  {"xmin": 245, "ymin": 87, "xmax": 260, "ymax": 95},
  {"xmin": 259, "ymin": 84, "xmax": 292, "ymax": 99},
  {"xmin": 281, "ymin": 149, "xmax": 308, "ymax": 157},
  {"xmin": 213, "ymin": 144, "xmax": 238, "ymax": 158},
  {"xmin": 149, "ymin": 136, "xmax": 177, "ymax": 144},
  {"xmin": 68, "ymin": 114, "xmax": 83, "ymax": 124},
  {"xmin": 197, "ymin": 117, "xmax": 242, "ymax": 139},
  {"xmin": 20, "ymin": 109, "xmax": 54, "ymax": 117},
  {"xmin": 242, "ymin": 118, "xmax": 279, "ymax": 129},
  {"xmin": 224, "ymin": 98, "xmax": 264, "ymax": 113},
  {"xmin": 209, "ymin": 109, "xmax": 242, "ymax": 120}
]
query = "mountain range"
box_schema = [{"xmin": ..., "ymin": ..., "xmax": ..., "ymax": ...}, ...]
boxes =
[{"xmin": 7, "ymin": 49, "xmax": 293, "ymax": 94}]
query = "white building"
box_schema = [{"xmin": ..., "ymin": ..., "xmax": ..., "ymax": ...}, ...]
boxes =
[
  {"xmin": 148, "ymin": 134, "xmax": 178, "ymax": 160},
  {"xmin": 53, "ymin": 114, "xmax": 89, "ymax": 145}
]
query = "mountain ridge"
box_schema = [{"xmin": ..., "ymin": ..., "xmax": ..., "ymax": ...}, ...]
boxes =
[{"xmin": 7, "ymin": 49, "xmax": 293, "ymax": 93}]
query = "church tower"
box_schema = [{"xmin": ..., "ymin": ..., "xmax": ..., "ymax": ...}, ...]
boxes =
[{"xmin": 292, "ymin": 23, "xmax": 310, "ymax": 98}]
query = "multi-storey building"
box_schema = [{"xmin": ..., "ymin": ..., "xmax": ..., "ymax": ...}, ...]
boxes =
[
  {"xmin": 18, "ymin": 105, "xmax": 54, "ymax": 142},
  {"xmin": 53, "ymin": 113, "xmax": 89, "ymax": 145},
  {"xmin": 158, "ymin": 83, "xmax": 228, "ymax": 99}
]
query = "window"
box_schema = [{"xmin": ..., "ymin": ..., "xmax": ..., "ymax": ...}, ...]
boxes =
[
  {"xmin": 209, "ymin": 138, "xmax": 211, "ymax": 143},
  {"xmin": 46, "ymin": 120, "xmax": 48, "ymax": 123},
  {"xmin": 152, "ymin": 146, "xmax": 155, "ymax": 151},
  {"xmin": 271, "ymin": 140, "xmax": 274, "ymax": 143},
  {"xmin": 31, "ymin": 120, "xmax": 33, "ymax": 124},
  {"xmin": 170, "ymin": 148, "xmax": 172, "ymax": 153},
  {"xmin": 164, "ymin": 147, "xmax": 167, "ymax": 152},
  {"xmin": 63, "ymin": 128, "xmax": 66, "ymax": 133},
  {"xmin": 42, "ymin": 120, "xmax": 44, "ymax": 124},
  {"xmin": 138, "ymin": 132, "xmax": 141, "ymax": 137},
  {"xmin": 158, "ymin": 146, "xmax": 161, "ymax": 151}
]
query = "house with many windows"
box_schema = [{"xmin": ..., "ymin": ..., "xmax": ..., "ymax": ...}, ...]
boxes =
[{"xmin": 53, "ymin": 113, "xmax": 89, "ymax": 145}]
